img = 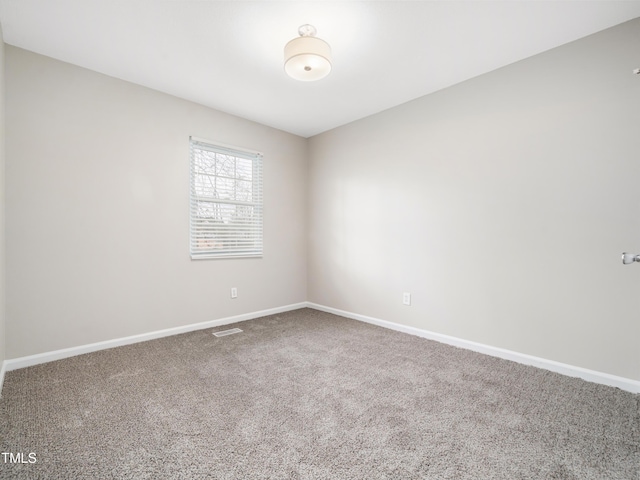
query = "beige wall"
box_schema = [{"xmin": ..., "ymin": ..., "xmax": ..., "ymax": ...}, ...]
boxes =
[
  {"xmin": 0, "ymin": 25, "xmax": 5, "ymax": 368},
  {"xmin": 5, "ymin": 47, "xmax": 307, "ymax": 358},
  {"xmin": 308, "ymin": 19, "xmax": 640, "ymax": 381}
]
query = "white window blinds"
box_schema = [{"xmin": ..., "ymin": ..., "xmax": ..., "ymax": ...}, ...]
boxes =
[{"xmin": 189, "ymin": 137, "xmax": 263, "ymax": 259}]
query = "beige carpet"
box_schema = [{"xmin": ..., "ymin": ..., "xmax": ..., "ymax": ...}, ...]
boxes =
[{"xmin": 1, "ymin": 308, "xmax": 638, "ymax": 479}]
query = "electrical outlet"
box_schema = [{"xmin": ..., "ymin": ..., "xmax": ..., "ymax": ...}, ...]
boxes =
[
  {"xmin": 403, "ymin": 292, "xmax": 411, "ymax": 306},
  {"xmin": 231, "ymin": 287, "xmax": 238, "ymax": 299}
]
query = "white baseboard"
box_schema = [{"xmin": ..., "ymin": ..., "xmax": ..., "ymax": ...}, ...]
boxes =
[
  {"xmin": 3, "ymin": 301, "xmax": 638, "ymax": 395},
  {"xmin": 3, "ymin": 302, "xmax": 307, "ymax": 373},
  {"xmin": 0, "ymin": 360, "xmax": 6, "ymax": 397},
  {"xmin": 306, "ymin": 302, "xmax": 640, "ymax": 394}
]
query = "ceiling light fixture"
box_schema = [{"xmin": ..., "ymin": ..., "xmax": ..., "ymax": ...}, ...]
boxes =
[{"xmin": 284, "ymin": 25, "xmax": 332, "ymax": 81}]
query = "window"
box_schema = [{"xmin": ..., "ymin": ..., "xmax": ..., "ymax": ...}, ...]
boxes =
[{"xmin": 189, "ymin": 137, "xmax": 263, "ymax": 259}]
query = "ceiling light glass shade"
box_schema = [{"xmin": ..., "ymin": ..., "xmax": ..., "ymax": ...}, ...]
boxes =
[{"xmin": 284, "ymin": 26, "xmax": 332, "ymax": 81}]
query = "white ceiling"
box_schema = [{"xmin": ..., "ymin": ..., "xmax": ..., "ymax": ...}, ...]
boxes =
[{"xmin": 1, "ymin": 1, "xmax": 640, "ymax": 138}]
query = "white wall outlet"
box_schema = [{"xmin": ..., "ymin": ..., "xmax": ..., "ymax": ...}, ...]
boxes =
[
  {"xmin": 231, "ymin": 287, "xmax": 238, "ymax": 299},
  {"xmin": 402, "ymin": 292, "xmax": 411, "ymax": 306}
]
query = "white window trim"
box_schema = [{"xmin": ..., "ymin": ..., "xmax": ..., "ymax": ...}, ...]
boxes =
[{"xmin": 189, "ymin": 136, "xmax": 263, "ymax": 260}]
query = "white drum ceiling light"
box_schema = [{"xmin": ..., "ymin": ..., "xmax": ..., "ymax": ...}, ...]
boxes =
[{"xmin": 284, "ymin": 25, "xmax": 332, "ymax": 81}]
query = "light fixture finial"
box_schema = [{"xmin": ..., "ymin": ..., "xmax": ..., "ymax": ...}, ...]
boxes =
[{"xmin": 298, "ymin": 24, "xmax": 317, "ymax": 37}]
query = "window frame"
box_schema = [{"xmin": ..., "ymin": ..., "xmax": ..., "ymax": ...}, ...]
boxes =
[{"xmin": 189, "ymin": 136, "xmax": 263, "ymax": 260}]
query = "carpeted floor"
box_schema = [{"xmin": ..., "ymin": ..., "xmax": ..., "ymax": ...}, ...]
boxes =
[{"xmin": 1, "ymin": 308, "xmax": 638, "ymax": 479}]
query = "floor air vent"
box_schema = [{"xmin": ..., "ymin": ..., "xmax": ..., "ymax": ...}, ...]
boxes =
[{"xmin": 212, "ymin": 328, "xmax": 243, "ymax": 337}]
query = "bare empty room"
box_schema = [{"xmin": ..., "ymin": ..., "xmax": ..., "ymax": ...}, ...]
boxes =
[{"xmin": 0, "ymin": 1, "xmax": 639, "ymax": 479}]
